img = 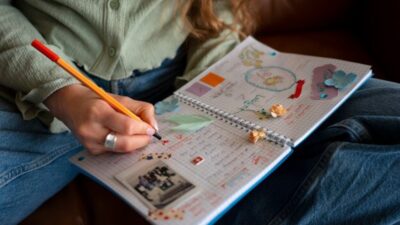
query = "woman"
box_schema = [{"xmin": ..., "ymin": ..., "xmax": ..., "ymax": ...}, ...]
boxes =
[
  {"xmin": 1, "ymin": 1, "xmax": 399, "ymax": 225},
  {"xmin": 0, "ymin": 0, "xmax": 255, "ymax": 224}
]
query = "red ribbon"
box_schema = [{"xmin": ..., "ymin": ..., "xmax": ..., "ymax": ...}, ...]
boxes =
[{"xmin": 289, "ymin": 80, "xmax": 305, "ymax": 99}]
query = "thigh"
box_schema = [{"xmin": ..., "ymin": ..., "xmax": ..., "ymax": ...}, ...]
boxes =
[
  {"xmin": 0, "ymin": 99, "xmax": 83, "ymax": 225},
  {"xmin": 275, "ymin": 142, "xmax": 400, "ymax": 225},
  {"xmin": 281, "ymin": 80, "xmax": 400, "ymax": 224},
  {"xmin": 216, "ymin": 79, "xmax": 400, "ymax": 225},
  {"xmin": 326, "ymin": 78, "xmax": 400, "ymax": 125}
]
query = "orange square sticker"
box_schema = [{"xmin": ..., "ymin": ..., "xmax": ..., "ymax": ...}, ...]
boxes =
[{"xmin": 200, "ymin": 72, "xmax": 225, "ymax": 87}]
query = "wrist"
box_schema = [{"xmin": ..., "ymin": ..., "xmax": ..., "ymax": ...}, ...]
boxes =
[{"xmin": 44, "ymin": 84, "xmax": 87, "ymax": 116}]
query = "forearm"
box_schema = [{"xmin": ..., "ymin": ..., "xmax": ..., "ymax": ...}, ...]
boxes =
[{"xmin": 0, "ymin": 1, "xmax": 78, "ymax": 105}]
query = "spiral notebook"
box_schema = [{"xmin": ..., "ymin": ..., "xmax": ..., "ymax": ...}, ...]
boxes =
[{"xmin": 71, "ymin": 36, "xmax": 372, "ymax": 225}]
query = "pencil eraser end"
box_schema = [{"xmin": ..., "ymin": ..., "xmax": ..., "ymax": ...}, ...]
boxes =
[{"xmin": 31, "ymin": 39, "xmax": 59, "ymax": 62}]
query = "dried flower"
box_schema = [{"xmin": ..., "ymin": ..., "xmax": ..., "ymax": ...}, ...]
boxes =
[
  {"xmin": 269, "ymin": 104, "xmax": 287, "ymax": 118},
  {"xmin": 249, "ymin": 130, "xmax": 266, "ymax": 143}
]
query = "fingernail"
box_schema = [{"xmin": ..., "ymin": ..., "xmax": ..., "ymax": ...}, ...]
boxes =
[
  {"xmin": 147, "ymin": 128, "xmax": 155, "ymax": 136},
  {"xmin": 154, "ymin": 122, "xmax": 159, "ymax": 131}
]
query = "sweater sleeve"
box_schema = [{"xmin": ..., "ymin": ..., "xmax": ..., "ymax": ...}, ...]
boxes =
[
  {"xmin": 0, "ymin": 1, "xmax": 79, "ymax": 122},
  {"xmin": 175, "ymin": 2, "xmax": 241, "ymax": 88}
]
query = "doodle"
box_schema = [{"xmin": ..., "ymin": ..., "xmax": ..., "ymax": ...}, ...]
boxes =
[
  {"xmin": 239, "ymin": 45, "xmax": 265, "ymax": 67},
  {"xmin": 255, "ymin": 108, "xmax": 269, "ymax": 120},
  {"xmin": 174, "ymin": 134, "xmax": 184, "ymax": 140},
  {"xmin": 211, "ymin": 81, "xmax": 236, "ymax": 99},
  {"xmin": 235, "ymin": 94, "xmax": 265, "ymax": 113},
  {"xmin": 245, "ymin": 66, "xmax": 296, "ymax": 92},
  {"xmin": 263, "ymin": 75, "xmax": 283, "ymax": 86},
  {"xmin": 252, "ymin": 104, "xmax": 287, "ymax": 120},
  {"xmin": 223, "ymin": 167, "xmax": 250, "ymax": 189},
  {"xmin": 252, "ymin": 155, "xmax": 269, "ymax": 165}
]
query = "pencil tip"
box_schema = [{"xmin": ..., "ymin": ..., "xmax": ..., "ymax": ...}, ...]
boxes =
[{"xmin": 153, "ymin": 132, "xmax": 162, "ymax": 140}]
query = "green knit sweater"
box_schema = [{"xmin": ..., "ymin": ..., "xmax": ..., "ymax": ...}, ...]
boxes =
[{"xmin": 0, "ymin": 0, "xmax": 240, "ymax": 132}]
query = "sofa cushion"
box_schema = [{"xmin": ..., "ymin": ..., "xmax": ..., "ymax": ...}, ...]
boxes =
[
  {"xmin": 19, "ymin": 178, "xmax": 88, "ymax": 225},
  {"xmin": 255, "ymin": 0, "xmax": 355, "ymax": 33}
]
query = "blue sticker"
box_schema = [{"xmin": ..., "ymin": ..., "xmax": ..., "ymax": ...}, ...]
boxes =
[
  {"xmin": 320, "ymin": 93, "xmax": 328, "ymax": 99},
  {"xmin": 324, "ymin": 70, "xmax": 357, "ymax": 90},
  {"xmin": 155, "ymin": 98, "xmax": 180, "ymax": 115},
  {"xmin": 269, "ymin": 51, "xmax": 277, "ymax": 56}
]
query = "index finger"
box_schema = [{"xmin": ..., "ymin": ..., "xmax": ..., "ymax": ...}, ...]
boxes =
[
  {"xmin": 102, "ymin": 111, "xmax": 155, "ymax": 136},
  {"xmin": 113, "ymin": 96, "xmax": 159, "ymax": 131}
]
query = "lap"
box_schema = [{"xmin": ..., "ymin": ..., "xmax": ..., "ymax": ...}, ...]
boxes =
[
  {"xmin": 1, "ymin": 78, "xmax": 399, "ymax": 225},
  {"xmin": 0, "ymin": 98, "xmax": 82, "ymax": 225},
  {"xmin": 325, "ymin": 78, "xmax": 400, "ymax": 126},
  {"xmin": 217, "ymin": 78, "xmax": 400, "ymax": 225}
]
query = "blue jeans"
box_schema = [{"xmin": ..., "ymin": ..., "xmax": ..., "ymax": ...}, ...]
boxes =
[
  {"xmin": 1, "ymin": 77, "xmax": 399, "ymax": 225},
  {"xmin": 0, "ymin": 50, "xmax": 186, "ymax": 225},
  {"xmin": 216, "ymin": 79, "xmax": 400, "ymax": 225}
]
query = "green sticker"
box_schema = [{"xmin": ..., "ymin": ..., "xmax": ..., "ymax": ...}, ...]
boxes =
[{"xmin": 167, "ymin": 115, "xmax": 213, "ymax": 133}]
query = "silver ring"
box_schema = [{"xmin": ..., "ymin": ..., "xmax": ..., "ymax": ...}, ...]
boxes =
[{"xmin": 104, "ymin": 132, "xmax": 117, "ymax": 150}]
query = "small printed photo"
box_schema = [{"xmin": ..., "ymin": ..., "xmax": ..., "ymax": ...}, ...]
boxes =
[{"xmin": 116, "ymin": 160, "xmax": 197, "ymax": 209}]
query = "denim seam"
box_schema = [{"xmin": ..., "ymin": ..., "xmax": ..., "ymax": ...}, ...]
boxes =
[
  {"xmin": 267, "ymin": 142, "xmax": 344, "ymax": 225},
  {"xmin": 0, "ymin": 143, "xmax": 80, "ymax": 188},
  {"xmin": 111, "ymin": 80, "xmax": 119, "ymax": 94},
  {"xmin": 329, "ymin": 119, "xmax": 372, "ymax": 143}
]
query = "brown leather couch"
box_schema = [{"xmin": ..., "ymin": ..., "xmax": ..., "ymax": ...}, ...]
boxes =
[{"xmin": 20, "ymin": 0, "xmax": 400, "ymax": 224}]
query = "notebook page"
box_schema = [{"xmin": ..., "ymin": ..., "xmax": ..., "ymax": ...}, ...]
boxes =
[
  {"xmin": 71, "ymin": 101, "xmax": 291, "ymax": 225},
  {"xmin": 178, "ymin": 36, "xmax": 371, "ymax": 146}
]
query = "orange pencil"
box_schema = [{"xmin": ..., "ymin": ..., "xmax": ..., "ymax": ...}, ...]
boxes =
[{"xmin": 31, "ymin": 39, "xmax": 162, "ymax": 140}]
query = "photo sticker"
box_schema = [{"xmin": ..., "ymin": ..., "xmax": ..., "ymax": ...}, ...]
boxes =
[
  {"xmin": 185, "ymin": 82, "xmax": 211, "ymax": 97},
  {"xmin": 115, "ymin": 160, "xmax": 198, "ymax": 210},
  {"xmin": 201, "ymin": 72, "xmax": 225, "ymax": 87}
]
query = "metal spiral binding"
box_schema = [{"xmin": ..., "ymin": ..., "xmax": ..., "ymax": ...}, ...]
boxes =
[{"xmin": 174, "ymin": 92, "xmax": 294, "ymax": 147}]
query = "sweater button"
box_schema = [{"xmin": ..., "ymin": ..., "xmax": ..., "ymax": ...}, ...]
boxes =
[
  {"xmin": 108, "ymin": 47, "xmax": 116, "ymax": 57},
  {"xmin": 109, "ymin": 0, "xmax": 120, "ymax": 10}
]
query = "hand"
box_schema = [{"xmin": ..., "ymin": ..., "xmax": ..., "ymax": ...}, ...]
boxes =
[{"xmin": 45, "ymin": 84, "xmax": 158, "ymax": 155}]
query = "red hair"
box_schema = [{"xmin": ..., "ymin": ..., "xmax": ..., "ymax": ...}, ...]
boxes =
[{"xmin": 179, "ymin": 0, "xmax": 257, "ymax": 40}]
